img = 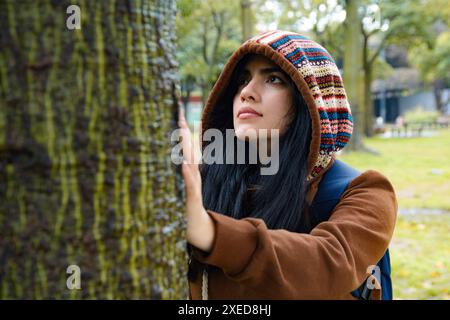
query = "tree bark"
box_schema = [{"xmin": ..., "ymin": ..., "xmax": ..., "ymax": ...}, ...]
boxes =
[{"xmin": 0, "ymin": 0, "xmax": 187, "ymax": 299}]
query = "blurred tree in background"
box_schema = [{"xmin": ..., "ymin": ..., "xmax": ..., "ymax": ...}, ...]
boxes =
[
  {"xmin": 406, "ymin": 0, "xmax": 450, "ymax": 113},
  {"xmin": 177, "ymin": 0, "xmax": 242, "ymax": 108},
  {"xmin": 0, "ymin": 0, "xmax": 186, "ymax": 299},
  {"xmin": 410, "ymin": 31, "xmax": 450, "ymax": 113},
  {"xmin": 241, "ymin": 0, "xmax": 256, "ymax": 41}
]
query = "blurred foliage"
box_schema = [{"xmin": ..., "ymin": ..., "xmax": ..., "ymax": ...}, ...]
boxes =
[
  {"xmin": 176, "ymin": 0, "xmax": 242, "ymax": 104},
  {"xmin": 409, "ymin": 31, "xmax": 450, "ymax": 84},
  {"xmin": 402, "ymin": 0, "xmax": 450, "ymax": 112},
  {"xmin": 256, "ymin": 0, "xmax": 347, "ymax": 65},
  {"xmin": 372, "ymin": 54, "xmax": 394, "ymax": 80}
]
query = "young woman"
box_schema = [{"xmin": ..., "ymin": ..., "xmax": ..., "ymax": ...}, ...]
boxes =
[{"xmin": 178, "ymin": 30, "xmax": 397, "ymax": 300}]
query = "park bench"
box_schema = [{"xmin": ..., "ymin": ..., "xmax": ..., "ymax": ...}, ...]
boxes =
[{"xmin": 390, "ymin": 118, "xmax": 449, "ymax": 137}]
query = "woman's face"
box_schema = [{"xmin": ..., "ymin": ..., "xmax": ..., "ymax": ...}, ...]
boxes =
[{"xmin": 233, "ymin": 55, "xmax": 294, "ymax": 141}]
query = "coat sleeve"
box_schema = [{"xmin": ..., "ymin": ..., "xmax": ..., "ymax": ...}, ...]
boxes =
[{"xmin": 190, "ymin": 170, "xmax": 398, "ymax": 299}]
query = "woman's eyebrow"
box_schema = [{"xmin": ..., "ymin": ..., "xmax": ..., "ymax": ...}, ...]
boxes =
[
  {"xmin": 259, "ymin": 67, "xmax": 283, "ymax": 74},
  {"xmin": 242, "ymin": 66, "xmax": 284, "ymax": 75}
]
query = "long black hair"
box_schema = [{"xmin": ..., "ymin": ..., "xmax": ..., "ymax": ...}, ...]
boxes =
[{"xmin": 200, "ymin": 54, "xmax": 313, "ymax": 232}]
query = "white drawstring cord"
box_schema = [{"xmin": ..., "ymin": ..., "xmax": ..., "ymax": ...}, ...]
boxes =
[{"xmin": 201, "ymin": 268, "xmax": 208, "ymax": 300}]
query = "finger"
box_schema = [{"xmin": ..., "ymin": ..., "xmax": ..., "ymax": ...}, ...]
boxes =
[
  {"xmin": 178, "ymin": 107, "xmax": 188, "ymax": 128},
  {"xmin": 180, "ymin": 126, "xmax": 194, "ymax": 164},
  {"xmin": 181, "ymin": 160, "xmax": 190, "ymax": 185},
  {"xmin": 177, "ymin": 108, "xmax": 192, "ymax": 159},
  {"xmin": 178, "ymin": 108, "xmax": 201, "ymax": 165},
  {"xmin": 197, "ymin": 120, "xmax": 203, "ymax": 150},
  {"xmin": 179, "ymin": 124, "xmax": 200, "ymax": 166}
]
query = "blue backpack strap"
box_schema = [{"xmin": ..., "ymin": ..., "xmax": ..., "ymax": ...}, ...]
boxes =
[
  {"xmin": 310, "ymin": 159, "xmax": 392, "ymax": 300},
  {"xmin": 310, "ymin": 159, "xmax": 361, "ymax": 225},
  {"xmin": 379, "ymin": 250, "xmax": 393, "ymax": 300}
]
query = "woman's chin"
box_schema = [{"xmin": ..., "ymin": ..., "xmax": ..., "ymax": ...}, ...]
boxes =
[{"xmin": 235, "ymin": 127, "xmax": 260, "ymax": 141}]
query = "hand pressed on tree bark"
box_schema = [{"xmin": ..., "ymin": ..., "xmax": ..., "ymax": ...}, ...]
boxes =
[{"xmin": 178, "ymin": 108, "xmax": 215, "ymax": 253}]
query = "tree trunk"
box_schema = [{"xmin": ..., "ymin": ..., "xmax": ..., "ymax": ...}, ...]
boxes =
[
  {"xmin": 343, "ymin": 0, "xmax": 364, "ymax": 150},
  {"xmin": 432, "ymin": 79, "xmax": 444, "ymax": 113},
  {"xmin": 241, "ymin": 0, "xmax": 255, "ymax": 41},
  {"xmin": 0, "ymin": 0, "xmax": 187, "ymax": 299},
  {"xmin": 363, "ymin": 58, "xmax": 375, "ymax": 137}
]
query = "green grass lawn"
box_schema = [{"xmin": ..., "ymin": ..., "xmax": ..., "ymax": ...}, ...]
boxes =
[
  {"xmin": 338, "ymin": 128, "xmax": 450, "ymax": 210},
  {"xmin": 390, "ymin": 213, "xmax": 450, "ymax": 299},
  {"xmin": 338, "ymin": 128, "xmax": 450, "ymax": 300}
]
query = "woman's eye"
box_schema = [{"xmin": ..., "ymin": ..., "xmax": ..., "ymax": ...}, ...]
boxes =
[
  {"xmin": 237, "ymin": 74, "xmax": 283, "ymax": 86},
  {"xmin": 238, "ymin": 77, "xmax": 249, "ymax": 85},
  {"xmin": 268, "ymin": 75, "xmax": 283, "ymax": 84}
]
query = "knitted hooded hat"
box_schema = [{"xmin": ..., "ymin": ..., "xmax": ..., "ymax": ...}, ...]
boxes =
[{"xmin": 200, "ymin": 30, "xmax": 353, "ymax": 181}]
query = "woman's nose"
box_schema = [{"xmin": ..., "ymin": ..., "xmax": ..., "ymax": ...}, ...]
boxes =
[{"xmin": 240, "ymin": 78, "xmax": 260, "ymax": 102}]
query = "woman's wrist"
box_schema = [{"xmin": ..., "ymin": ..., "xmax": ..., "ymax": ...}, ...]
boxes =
[{"xmin": 187, "ymin": 207, "xmax": 215, "ymax": 253}]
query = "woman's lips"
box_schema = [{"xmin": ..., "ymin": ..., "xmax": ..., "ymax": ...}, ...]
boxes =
[
  {"xmin": 238, "ymin": 112, "xmax": 262, "ymax": 119},
  {"xmin": 237, "ymin": 107, "xmax": 262, "ymax": 119}
]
